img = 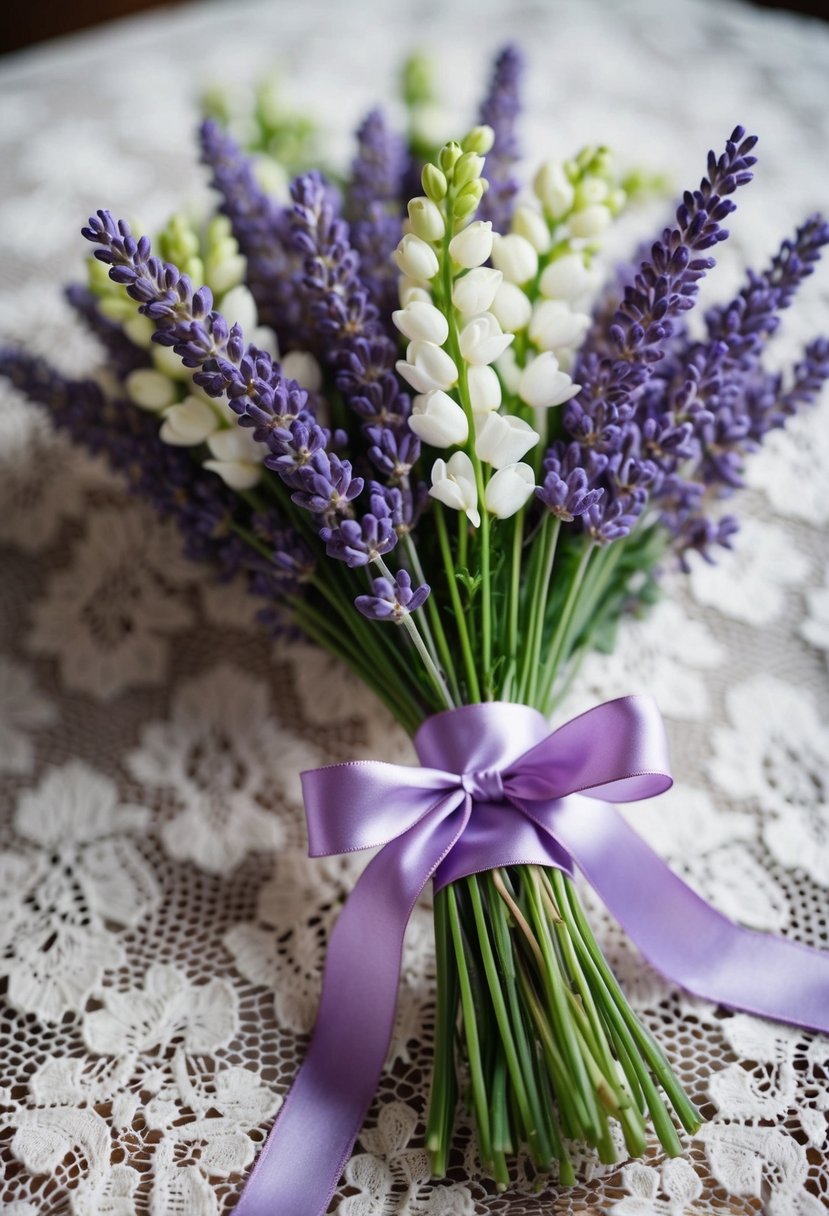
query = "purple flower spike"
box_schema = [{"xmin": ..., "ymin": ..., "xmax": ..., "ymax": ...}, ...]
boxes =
[
  {"xmin": 199, "ymin": 119, "xmax": 302, "ymax": 343},
  {"xmin": 477, "ymin": 44, "xmax": 524, "ymax": 234},
  {"xmin": 355, "ymin": 569, "xmax": 430, "ymax": 622}
]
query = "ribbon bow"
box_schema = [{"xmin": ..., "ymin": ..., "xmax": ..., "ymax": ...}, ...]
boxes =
[{"xmin": 236, "ymin": 697, "xmax": 829, "ymax": 1216}]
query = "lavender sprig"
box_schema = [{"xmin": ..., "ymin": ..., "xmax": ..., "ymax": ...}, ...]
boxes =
[
  {"xmin": 560, "ymin": 126, "xmax": 758, "ymax": 541},
  {"xmin": 346, "ymin": 109, "xmax": 406, "ymax": 320},
  {"xmin": 477, "ymin": 44, "xmax": 524, "ymax": 234},
  {"xmin": 81, "ymin": 210, "xmax": 385, "ymax": 564},
  {"xmin": 199, "ymin": 119, "xmax": 303, "ymax": 343}
]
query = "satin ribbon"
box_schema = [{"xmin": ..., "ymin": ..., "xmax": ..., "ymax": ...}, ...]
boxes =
[{"xmin": 235, "ymin": 696, "xmax": 829, "ymax": 1215}]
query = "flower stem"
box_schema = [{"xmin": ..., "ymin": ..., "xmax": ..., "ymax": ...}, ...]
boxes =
[
  {"xmin": 434, "ymin": 502, "xmax": 481, "ymax": 701},
  {"xmin": 445, "ymin": 882, "xmax": 493, "ymax": 1169}
]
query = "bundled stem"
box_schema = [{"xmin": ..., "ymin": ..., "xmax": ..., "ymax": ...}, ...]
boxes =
[{"xmin": 428, "ymin": 865, "xmax": 701, "ymax": 1185}]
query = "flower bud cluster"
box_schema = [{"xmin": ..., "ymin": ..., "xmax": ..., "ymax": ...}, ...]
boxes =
[{"xmin": 90, "ymin": 210, "xmax": 322, "ymax": 490}]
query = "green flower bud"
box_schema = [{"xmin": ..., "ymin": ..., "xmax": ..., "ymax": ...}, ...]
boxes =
[
  {"xmin": 402, "ymin": 52, "xmax": 435, "ymax": 108},
  {"xmin": 452, "ymin": 188, "xmax": 481, "ymax": 222},
  {"xmin": 453, "ymin": 151, "xmax": 485, "ymax": 190},
  {"xmin": 606, "ymin": 186, "xmax": 627, "ymax": 215},
  {"xmin": 462, "ymin": 124, "xmax": 495, "ymax": 156},
  {"xmin": 421, "ymin": 162, "xmax": 448, "ymax": 202},
  {"xmin": 439, "ymin": 141, "xmax": 462, "ymax": 174}
]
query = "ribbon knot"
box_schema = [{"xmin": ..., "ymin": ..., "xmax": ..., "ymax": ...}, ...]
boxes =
[{"xmin": 462, "ymin": 766, "xmax": 505, "ymax": 802}]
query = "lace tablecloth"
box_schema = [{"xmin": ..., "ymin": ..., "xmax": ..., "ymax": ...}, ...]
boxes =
[{"xmin": 1, "ymin": 0, "xmax": 828, "ymax": 1211}]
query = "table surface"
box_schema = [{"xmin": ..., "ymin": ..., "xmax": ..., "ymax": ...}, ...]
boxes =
[{"xmin": 1, "ymin": 0, "xmax": 829, "ymax": 1212}]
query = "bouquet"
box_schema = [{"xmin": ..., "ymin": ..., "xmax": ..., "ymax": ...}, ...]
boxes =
[{"xmin": 3, "ymin": 44, "xmax": 829, "ymax": 1214}]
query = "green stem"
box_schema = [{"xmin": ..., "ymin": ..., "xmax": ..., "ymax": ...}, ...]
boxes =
[
  {"xmin": 561, "ymin": 879, "xmax": 702, "ymax": 1138},
  {"xmin": 405, "ymin": 535, "xmax": 461, "ymax": 704},
  {"xmin": 427, "ymin": 889, "xmax": 459, "ymax": 1176},
  {"xmin": 535, "ymin": 541, "xmax": 594, "ymax": 709},
  {"xmin": 434, "ymin": 502, "xmax": 481, "ymax": 701},
  {"xmin": 519, "ymin": 515, "xmax": 560, "ymax": 705},
  {"xmin": 374, "ymin": 557, "xmax": 454, "ymax": 709},
  {"xmin": 445, "ymin": 883, "xmax": 493, "ymax": 1168},
  {"xmin": 467, "ymin": 877, "xmax": 550, "ymax": 1169}
]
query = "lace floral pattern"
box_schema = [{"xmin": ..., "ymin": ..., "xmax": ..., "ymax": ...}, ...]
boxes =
[
  {"xmin": 27, "ymin": 505, "xmax": 196, "ymax": 701},
  {"xmin": 1, "ymin": 0, "xmax": 829, "ymax": 1213}
]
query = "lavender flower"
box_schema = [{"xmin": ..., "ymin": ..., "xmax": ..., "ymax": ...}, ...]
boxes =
[
  {"xmin": 558, "ymin": 126, "xmax": 758, "ymax": 542},
  {"xmin": 537, "ymin": 442, "xmax": 603, "ymax": 521},
  {"xmin": 477, "ymin": 45, "xmax": 524, "ymax": 234},
  {"xmin": 347, "ymin": 109, "xmax": 405, "ymax": 320},
  {"xmin": 355, "ymin": 568, "xmax": 430, "ymax": 621},
  {"xmin": 199, "ymin": 119, "xmax": 303, "ymax": 343},
  {"xmin": 81, "ymin": 210, "xmax": 386, "ymax": 561}
]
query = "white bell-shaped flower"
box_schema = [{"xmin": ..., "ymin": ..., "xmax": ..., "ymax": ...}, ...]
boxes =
[
  {"xmin": 485, "ymin": 462, "xmax": 536, "ymax": 518},
  {"xmin": 409, "ymin": 390, "xmax": 469, "ymax": 448},
  {"xmin": 220, "ymin": 284, "xmax": 259, "ymax": 337},
  {"xmin": 511, "ymin": 204, "xmax": 550, "ymax": 253},
  {"xmin": 495, "ymin": 347, "xmax": 522, "ymax": 395},
  {"xmin": 448, "ymin": 220, "xmax": 493, "ymax": 269},
  {"xmin": 459, "ymin": 313, "xmax": 514, "ymax": 366},
  {"xmin": 392, "ymin": 300, "xmax": 449, "ymax": 345},
  {"xmin": 539, "ymin": 253, "xmax": 596, "ymax": 303},
  {"xmin": 467, "ymin": 364, "xmax": 502, "ymax": 414},
  {"xmin": 534, "ymin": 161, "xmax": 575, "ymax": 219},
  {"xmin": 429, "ymin": 451, "xmax": 480, "ymax": 527},
  {"xmin": 203, "ymin": 428, "xmax": 263, "ymax": 490},
  {"xmin": 394, "ymin": 233, "xmax": 440, "ymax": 280},
  {"xmin": 452, "ymin": 267, "xmax": 502, "ymax": 316},
  {"xmin": 569, "ymin": 204, "xmax": 611, "ymax": 238},
  {"xmin": 282, "ymin": 350, "xmax": 323, "ymax": 391},
  {"xmin": 529, "ymin": 300, "xmax": 591, "ymax": 352},
  {"xmin": 475, "ymin": 413, "xmax": 539, "ymax": 469},
  {"xmin": 398, "ymin": 278, "xmax": 432, "ymax": 307},
  {"xmin": 518, "ymin": 352, "xmax": 581, "ymax": 409},
  {"xmin": 126, "ymin": 368, "xmax": 177, "ymax": 412},
  {"xmin": 396, "ymin": 341, "xmax": 458, "ymax": 393},
  {"xmin": 492, "ymin": 234, "xmax": 538, "ymax": 285},
  {"xmin": 491, "ymin": 281, "xmax": 533, "ymax": 333},
  {"xmin": 152, "ymin": 342, "xmax": 190, "ymax": 381},
  {"xmin": 159, "ymin": 396, "xmax": 219, "ymax": 446}
]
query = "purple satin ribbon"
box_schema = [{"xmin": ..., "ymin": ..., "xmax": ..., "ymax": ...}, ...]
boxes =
[{"xmin": 234, "ymin": 696, "xmax": 829, "ymax": 1215}]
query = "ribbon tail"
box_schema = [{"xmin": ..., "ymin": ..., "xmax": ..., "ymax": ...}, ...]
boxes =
[
  {"xmin": 553, "ymin": 796, "xmax": 829, "ymax": 1033},
  {"xmin": 233, "ymin": 793, "xmax": 467, "ymax": 1216}
]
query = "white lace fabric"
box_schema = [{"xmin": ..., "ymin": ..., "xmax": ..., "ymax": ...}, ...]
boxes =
[{"xmin": 1, "ymin": 0, "xmax": 828, "ymax": 1212}]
